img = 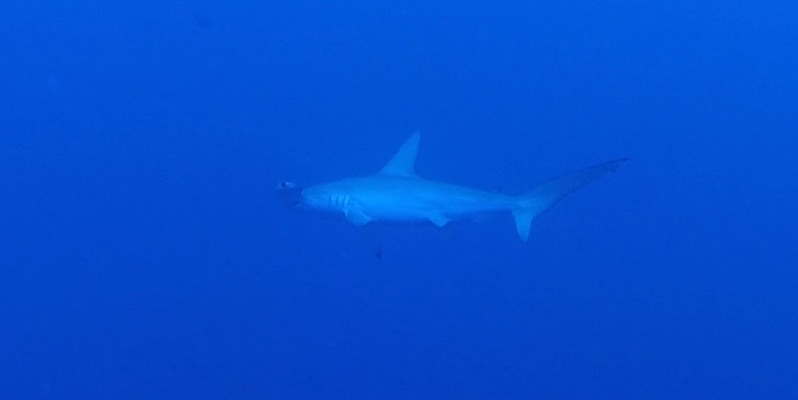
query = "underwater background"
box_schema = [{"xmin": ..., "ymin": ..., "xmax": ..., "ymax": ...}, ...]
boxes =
[{"xmin": 2, "ymin": 0, "xmax": 797, "ymax": 398}]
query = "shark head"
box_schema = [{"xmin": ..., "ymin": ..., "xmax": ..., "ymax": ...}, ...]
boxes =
[
  {"xmin": 275, "ymin": 181, "xmax": 304, "ymax": 207},
  {"xmin": 275, "ymin": 179, "xmax": 354, "ymax": 216},
  {"xmin": 275, "ymin": 132, "xmax": 421, "ymax": 227}
]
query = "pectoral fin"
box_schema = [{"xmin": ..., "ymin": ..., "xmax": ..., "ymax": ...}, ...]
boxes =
[
  {"xmin": 345, "ymin": 210, "xmax": 373, "ymax": 227},
  {"xmin": 428, "ymin": 214, "xmax": 451, "ymax": 227}
]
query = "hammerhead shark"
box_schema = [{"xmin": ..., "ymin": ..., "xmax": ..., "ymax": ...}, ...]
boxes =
[{"xmin": 277, "ymin": 132, "xmax": 627, "ymax": 242}]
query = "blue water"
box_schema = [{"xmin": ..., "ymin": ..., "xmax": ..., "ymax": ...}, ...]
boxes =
[{"xmin": 2, "ymin": 1, "xmax": 797, "ymax": 398}]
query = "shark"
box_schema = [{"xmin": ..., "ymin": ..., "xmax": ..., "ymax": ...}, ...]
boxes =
[{"xmin": 277, "ymin": 132, "xmax": 627, "ymax": 242}]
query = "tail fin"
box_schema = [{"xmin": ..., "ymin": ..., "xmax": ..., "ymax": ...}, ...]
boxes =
[{"xmin": 512, "ymin": 158, "xmax": 629, "ymax": 242}]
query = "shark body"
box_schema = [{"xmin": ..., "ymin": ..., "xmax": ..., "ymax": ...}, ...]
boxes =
[{"xmin": 278, "ymin": 132, "xmax": 626, "ymax": 242}]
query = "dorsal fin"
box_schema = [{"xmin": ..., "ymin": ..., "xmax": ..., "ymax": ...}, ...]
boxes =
[{"xmin": 379, "ymin": 131, "xmax": 420, "ymax": 177}]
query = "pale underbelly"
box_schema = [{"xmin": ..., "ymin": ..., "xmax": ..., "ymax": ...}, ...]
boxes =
[{"xmin": 358, "ymin": 202, "xmax": 506, "ymax": 223}]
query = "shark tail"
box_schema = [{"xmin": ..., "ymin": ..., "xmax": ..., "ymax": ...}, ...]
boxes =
[{"xmin": 511, "ymin": 158, "xmax": 629, "ymax": 242}]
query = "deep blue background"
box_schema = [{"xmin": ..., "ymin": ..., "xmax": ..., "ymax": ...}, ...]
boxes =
[{"xmin": 2, "ymin": 0, "xmax": 797, "ymax": 398}]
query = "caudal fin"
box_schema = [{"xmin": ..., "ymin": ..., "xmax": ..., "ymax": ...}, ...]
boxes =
[{"xmin": 512, "ymin": 158, "xmax": 629, "ymax": 242}]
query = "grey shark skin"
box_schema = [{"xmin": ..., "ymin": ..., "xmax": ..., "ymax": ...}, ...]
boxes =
[{"xmin": 278, "ymin": 132, "xmax": 627, "ymax": 242}]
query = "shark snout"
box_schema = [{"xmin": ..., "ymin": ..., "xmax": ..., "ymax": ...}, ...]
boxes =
[{"xmin": 275, "ymin": 181, "xmax": 304, "ymax": 207}]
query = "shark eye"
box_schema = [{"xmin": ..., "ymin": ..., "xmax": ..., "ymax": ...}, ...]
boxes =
[{"xmin": 277, "ymin": 181, "xmax": 296, "ymax": 190}]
